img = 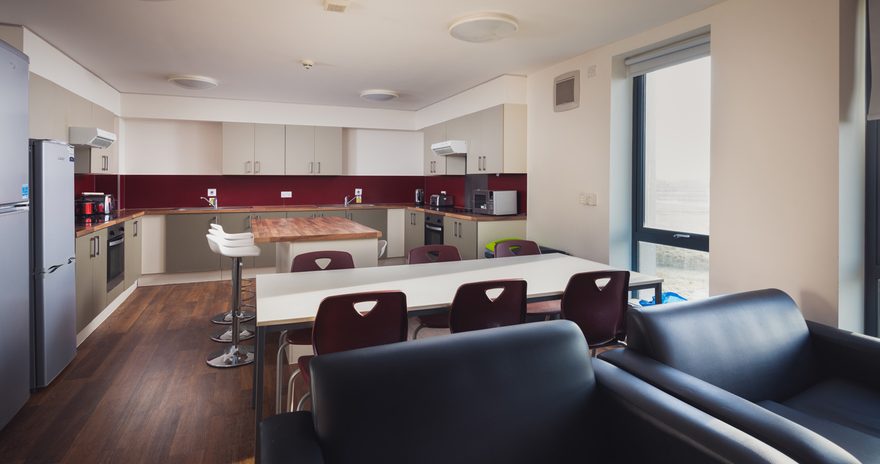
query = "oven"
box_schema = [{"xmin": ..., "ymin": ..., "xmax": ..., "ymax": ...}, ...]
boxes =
[
  {"xmin": 106, "ymin": 223, "xmax": 125, "ymax": 291},
  {"xmin": 425, "ymin": 213, "xmax": 444, "ymax": 245}
]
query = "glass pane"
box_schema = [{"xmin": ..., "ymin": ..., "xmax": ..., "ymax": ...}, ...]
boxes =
[
  {"xmin": 643, "ymin": 57, "xmax": 711, "ymax": 235},
  {"xmin": 637, "ymin": 242, "xmax": 709, "ymax": 301}
]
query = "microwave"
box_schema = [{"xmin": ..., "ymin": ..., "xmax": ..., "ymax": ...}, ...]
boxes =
[{"xmin": 473, "ymin": 190, "xmax": 517, "ymax": 216}]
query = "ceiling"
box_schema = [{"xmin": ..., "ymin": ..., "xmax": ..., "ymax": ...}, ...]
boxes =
[{"xmin": 0, "ymin": 0, "xmax": 722, "ymax": 110}]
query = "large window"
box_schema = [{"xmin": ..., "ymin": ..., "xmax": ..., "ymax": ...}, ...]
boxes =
[{"xmin": 632, "ymin": 55, "xmax": 711, "ymax": 301}]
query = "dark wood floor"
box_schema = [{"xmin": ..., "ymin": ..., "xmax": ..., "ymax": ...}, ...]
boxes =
[{"xmin": 0, "ymin": 281, "xmax": 288, "ymax": 464}]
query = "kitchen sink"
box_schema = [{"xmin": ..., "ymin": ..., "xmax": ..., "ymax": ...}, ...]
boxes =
[{"xmin": 321, "ymin": 204, "xmax": 376, "ymax": 208}]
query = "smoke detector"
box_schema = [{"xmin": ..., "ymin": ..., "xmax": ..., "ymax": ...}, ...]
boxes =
[
  {"xmin": 167, "ymin": 74, "xmax": 218, "ymax": 90},
  {"xmin": 301, "ymin": 59, "xmax": 315, "ymax": 70},
  {"xmin": 323, "ymin": 0, "xmax": 350, "ymax": 13},
  {"xmin": 360, "ymin": 89, "xmax": 399, "ymax": 102}
]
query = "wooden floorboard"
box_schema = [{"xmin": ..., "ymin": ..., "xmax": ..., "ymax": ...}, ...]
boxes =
[{"xmin": 0, "ymin": 281, "xmax": 282, "ymax": 464}]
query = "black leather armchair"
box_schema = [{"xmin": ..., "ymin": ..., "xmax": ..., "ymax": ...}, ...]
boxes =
[
  {"xmin": 600, "ymin": 288, "xmax": 880, "ymax": 463},
  {"xmin": 260, "ymin": 320, "xmax": 792, "ymax": 464}
]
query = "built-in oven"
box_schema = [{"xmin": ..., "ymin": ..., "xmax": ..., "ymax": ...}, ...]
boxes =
[
  {"xmin": 107, "ymin": 223, "xmax": 125, "ymax": 291},
  {"xmin": 425, "ymin": 213, "xmax": 444, "ymax": 245}
]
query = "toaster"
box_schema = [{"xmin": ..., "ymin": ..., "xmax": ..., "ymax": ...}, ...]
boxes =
[{"xmin": 429, "ymin": 193, "xmax": 454, "ymax": 207}]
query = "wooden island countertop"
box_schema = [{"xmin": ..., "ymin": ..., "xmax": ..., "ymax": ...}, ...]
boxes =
[{"xmin": 250, "ymin": 216, "xmax": 382, "ymax": 244}]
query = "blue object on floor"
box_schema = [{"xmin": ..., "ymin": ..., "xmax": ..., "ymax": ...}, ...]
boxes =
[{"xmin": 639, "ymin": 292, "xmax": 687, "ymax": 306}]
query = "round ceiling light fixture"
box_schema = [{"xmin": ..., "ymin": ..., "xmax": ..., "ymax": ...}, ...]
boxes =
[
  {"xmin": 360, "ymin": 89, "xmax": 399, "ymax": 102},
  {"xmin": 449, "ymin": 12, "xmax": 519, "ymax": 43},
  {"xmin": 167, "ymin": 74, "xmax": 219, "ymax": 90}
]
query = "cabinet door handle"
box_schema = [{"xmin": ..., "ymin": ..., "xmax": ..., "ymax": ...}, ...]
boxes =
[
  {"xmin": 255, "ymin": 160, "xmax": 261, "ymax": 173},
  {"xmin": 89, "ymin": 237, "xmax": 95, "ymax": 258},
  {"xmin": 95, "ymin": 236, "xmax": 100, "ymax": 256},
  {"xmin": 134, "ymin": 221, "xmax": 138, "ymax": 237},
  {"xmin": 245, "ymin": 161, "xmax": 252, "ymax": 173},
  {"xmin": 309, "ymin": 161, "xmax": 314, "ymax": 173},
  {"xmin": 317, "ymin": 161, "xmax": 321, "ymax": 173}
]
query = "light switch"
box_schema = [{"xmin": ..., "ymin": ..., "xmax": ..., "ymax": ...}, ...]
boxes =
[
  {"xmin": 281, "ymin": 191, "xmax": 292, "ymax": 198},
  {"xmin": 354, "ymin": 188, "xmax": 363, "ymax": 195},
  {"xmin": 578, "ymin": 193, "xmax": 588, "ymax": 205},
  {"xmin": 207, "ymin": 188, "xmax": 217, "ymax": 197},
  {"xmin": 586, "ymin": 193, "xmax": 598, "ymax": 206}
]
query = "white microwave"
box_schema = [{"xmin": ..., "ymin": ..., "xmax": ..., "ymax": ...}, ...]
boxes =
[{"xmin": 473, "ymin": 190, "xmax": 518, "ymax": 216}]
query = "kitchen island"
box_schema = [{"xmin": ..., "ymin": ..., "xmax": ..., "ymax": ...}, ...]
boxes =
[{"xmin": 250, "ymin": 216, "xmax": 382, "ymax": 272}]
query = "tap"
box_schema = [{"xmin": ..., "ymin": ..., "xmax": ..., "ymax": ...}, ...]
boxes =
[
  {"xmin": 200, "ymin": 196, "xmax": 218, "ymax": 209},
  {"xmin": 344, "ymin": 195, "xmax": 355, "ymax": 207}
]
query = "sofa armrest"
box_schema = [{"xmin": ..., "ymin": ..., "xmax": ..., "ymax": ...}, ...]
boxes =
[
  {"xmin": 807, "ymin": 320, "xmax": 880, "ymax": 389},
  {"xmin": 259, "ymin": 412, "xmax": 324, "ymax": 464},
  {"xmin": 593, "ymin": 359, "xmax": 795, "ymax": 464},
  {"xmin": 599, "ymin": 350, "xmax": 859, "ymax": 464}
]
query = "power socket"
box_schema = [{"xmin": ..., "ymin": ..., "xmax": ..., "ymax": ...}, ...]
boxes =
[
  {"xmin": 207, "ymin": 188, "xmax": 217, "ymax": 197},
  {"xmin": 281, "ymin": 191, "xmax": 292, "ymax": 198}
]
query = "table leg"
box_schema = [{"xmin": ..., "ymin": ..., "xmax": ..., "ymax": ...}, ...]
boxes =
[
  {"xmin": 254, "ymin": 326, "xmax": 266, "ymax": 463},
  {"xmin": 654, "ymin": 284, "xmax": 663, "ymax": 305}
]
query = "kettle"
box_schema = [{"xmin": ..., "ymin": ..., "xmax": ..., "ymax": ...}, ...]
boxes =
[{"xmin": 415, "ymin": 189, "xmax": 425, "ymax": 205}]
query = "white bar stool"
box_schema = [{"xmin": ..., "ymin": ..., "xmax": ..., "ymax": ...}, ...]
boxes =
[
  {"xmin": 206, "ymin": 230, "xmax": 257, "ymax": 342},
  {"xmin": 207, "ymin": 225, "xmax": 257, "ymax": 325},
  {"xmin": 205, "ymin": 234, "xmax": 259, "ymax": 368}
]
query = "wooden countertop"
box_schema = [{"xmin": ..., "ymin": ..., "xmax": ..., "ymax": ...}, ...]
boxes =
[
  {"xmin": 406, "ymin": 206, "xmax": 528, "ymax": 221},
  {"xmin": 250, "ymin": 216, "xmax": 382, "ymax": 244},
  {"xmin": 75, "ymin": 210, "xmax": 145, "ymax": 238}
]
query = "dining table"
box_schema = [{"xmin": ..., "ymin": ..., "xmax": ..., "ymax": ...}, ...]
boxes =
[{"xmin": 251, "ymin": 252, "xmax": 663, "ymax": 458}]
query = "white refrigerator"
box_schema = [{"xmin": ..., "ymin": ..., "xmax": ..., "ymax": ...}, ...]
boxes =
[{"xmin": 0, "ymin": 39, "xmax": 30, "ymax": 430}]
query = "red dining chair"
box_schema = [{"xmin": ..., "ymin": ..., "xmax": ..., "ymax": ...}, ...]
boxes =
[
  {"xmin": 408, "ymin": 245, "xmax": 461, "ymax": 340},
  {"xmin": 291, "ymin": 291, "xmax": 408, "ymax": 411},
  {"xmin": 449, "ymin": 279, "xmax": 527, "ymax": 334},
  {"xmin": 276, "ymin": 251, "xmax": 355, "ymax": 413},
  {"xmin": 560, "ymin": 270, "xmax": 630, "ymax": 356},
  {"xmin": 494, "ymin": 239, "xmax": 541, "ymax": 258}
]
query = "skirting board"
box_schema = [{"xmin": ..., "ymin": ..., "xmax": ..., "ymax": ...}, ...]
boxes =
[{"xmin": 76, "ymin": 281, "xmax": 138, "ymax": 347}]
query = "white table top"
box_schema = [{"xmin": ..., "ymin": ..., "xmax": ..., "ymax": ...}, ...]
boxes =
[{"xmin": 255, "ymin": 254, "xmax": 662, "ymax": 327}]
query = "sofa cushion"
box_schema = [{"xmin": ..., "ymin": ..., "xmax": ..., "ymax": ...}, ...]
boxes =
[
  {"xmin": 759, "ymin": 399, "xmax": 880, "ymax": 463},
  {"xmin": 308, "ymin": 320, "xmax": 602, "ymax": 464},
  {"xmin": 782, "ymin": 378, "xmax": 880, "ymax": 438},
  {"xmin": 626, "ymin": 288, "xmax": 815, "ymax": 401}
]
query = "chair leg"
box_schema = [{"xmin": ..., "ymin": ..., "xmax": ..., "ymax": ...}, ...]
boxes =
[
  {"xmin": 287, "ymin": 369, "xmax": 302, "ymax": 412},
  {"xmin": 412, "ymin": 323, "xmax": 427, "ymax": 340},
  {"xmin": 296, "ymin": 391, "xmax": 311, "ymax": 412},
  {"xmin": 275, "ymin": 336, "xmax": 289, "ymax": 414}
]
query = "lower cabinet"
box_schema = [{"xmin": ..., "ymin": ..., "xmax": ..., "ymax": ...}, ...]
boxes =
[
  {"xmin": 345, "ymin": 209, "xmax": 387, "ymax": 242},
  {"xmin": 124, "ymin": 218, "xmax": 143, "ymax": 288},
  {"xmin": 443, "ymin": 217, "xmax": 478, "ymax": 260},
  {"xmin": 75, "ymin": 229, "xmax": 107, "ymax": 333},
  {"xmin": 251, "ymin": 212, "xmax": 285, "ymax": 268},
  {"xmin": 165, "ymin": 213, "xmax": 221, "ymax": 273},
  {"xmin": 404, "ymin": 211, "xmax": 424, "ymax": 258}
]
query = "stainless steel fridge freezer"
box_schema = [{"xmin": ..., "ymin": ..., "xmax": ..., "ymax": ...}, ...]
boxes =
[
  {"xmin": 30, "ymin": 139, "xmax": 77, "ymax": 388},
  {"xmin": 0, "ymin": 38, "xmax": 30, "ymax": 431}
]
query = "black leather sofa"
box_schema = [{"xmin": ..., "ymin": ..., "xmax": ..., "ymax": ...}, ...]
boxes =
[
  {"xmin": 600, "ymin": 288, "xmax": 880, "ymax": 464},
  {"xmin": 260, "ymin": 320, "xmax": 792, "ymax": 464}
]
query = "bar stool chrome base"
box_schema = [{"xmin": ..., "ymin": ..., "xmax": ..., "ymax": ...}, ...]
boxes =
[
  {"xmin": 211, "ymin": 324, "xmax": 256, "ymax": 343},
  {"xmin": 206, "ymin": 345, "xmax": 254, "ymax": 368},
  {"xmin": 211, "ymin": 310, "xmax": 256, "ymax": 325}
]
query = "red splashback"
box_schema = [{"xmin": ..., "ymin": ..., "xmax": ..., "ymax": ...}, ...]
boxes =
[
  {"xmin": 424, "ymin": 176, "xmax": 466, "ymax": 207},
  {"xmin": 122, "ymin": 175, "xmax": 425, "ymax": 208},
  {"xmin": 488, "ymin": 174, "xmax": 527, "ymax": 213},
  {"xmin": 74, "ymin": 174, "xmax": 120, "ymax": 203}
]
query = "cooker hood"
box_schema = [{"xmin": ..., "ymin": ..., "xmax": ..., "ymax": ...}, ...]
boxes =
[
  {"xmin": 431, "ymin": 140, "xmax": 467, "ymax": 156},
  {"xmin": 69, "ymin": 127, "xmax": 116, "ymax": 149}
]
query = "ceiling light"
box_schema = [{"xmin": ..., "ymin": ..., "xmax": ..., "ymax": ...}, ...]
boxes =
[
  {"xmin": 167, "ymin": 74, "xmax": 218, "ymax": 90},
  {"xmin": 360, "ymin": 89, "xmax": 399, "ymax": 102},
  {"xmin": 449, "ymin": 12, "xmax": 519, "ymax": 43}
]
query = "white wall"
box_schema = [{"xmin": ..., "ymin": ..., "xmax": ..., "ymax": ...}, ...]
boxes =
[
  {"xmin": 414, "ymin": 75, "xmax": 527, "ymax": 129},
  {"xmin": 527, "ymin": 0, "xmax": 862, "ymax": 327},
  {"xmin": 343, "ymin": 129, "xmax": 423, "ymax": 176},
  {"xmin": 123, "ymin": 119, "xmax": 222, "ymax": 175}
]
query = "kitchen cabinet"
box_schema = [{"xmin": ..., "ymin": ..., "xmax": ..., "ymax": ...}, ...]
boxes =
[
  {"xmin": 70, "ymin": 103, "xmax": 119, "ymax": 174},
  {"xmin": 124, "ymin": 218, "xmax": 143, "ymax": 288},
  {"xmin": 75, "ymin": 229, "xmax": 107, "ymax": 332},
  {"xmin": 251, "ymin": 212, "xmax": 285, "ymax": 268},
  {"xmin": 443, "ymin": 217, "xmax": 478, "ymax": 260},
  {"xmin": 344, "ymin": 209, "xmax": 387, "ymax": 243},
  {"xmin": 74, "ymin": 145, "xmax": 116, "ymax": 174},
  {"xmin": 165, "ymin": 213, "xmax": 221, "ymax": 273},
  {"xmin": 29, "ymin": 74, "xmax": 68, "ymax": 141},
  {"xmin": 404, "ymin": 210, "xmax": 425, "ymax": 257},
  {"xmin": 466, "ymin": 104, "xmax": 527, "ymax": 174},
  {"xmin": 222, "ymin": 123, "xmax": 285, "ymax": 175},
  {"xmin": 422, "ymin": 122, "xmax": 465, "ymax": 176},
  {"xmin": 285, "ymin": 125, "xmax": 343, "ymax": 175}
]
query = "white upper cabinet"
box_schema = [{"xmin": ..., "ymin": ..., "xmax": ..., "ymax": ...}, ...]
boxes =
[
  {"xmin": 465, "ymin": 104, "xmax": 526, "ymax": 175},
  {"xmin": 284, "ymin": 125, "xmax": 342, "ymax": 175},
  {"xmin": 253, "ymin": 124, "xmax": 285, "ymax": 175},
  {"xmin": 423, "ymin": 122, "xmax": 465, "ymax": 176},
  {"xmin": 223, "ymin": 122, "xmax": 287, "ymax": 175},
  {"xmin": 314, "ymin": 126, "xmax": 342, "ymax": 175}
]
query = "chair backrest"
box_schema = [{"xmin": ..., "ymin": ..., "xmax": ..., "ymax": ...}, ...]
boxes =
[
  {"xmin": 495, "ymin": 240, "xmax": 541, "ymax": 257},
  {"xmin": 625, "ymin": 288, "xmax": 815, "ymax": 401},
  {"xmin": 561, "ymin": 271, "xmax": 630, "ymax": 347},
  {"xmin": 449, "ymin": 279, "xmax": 527, "ymax": 333},
  {"xmin": 291, "ymin": 250, "xmax": 355, "ymax": 273},
  {"xmin": 407, "ymin": 245, "xmax": 461, "ymax": 264},
  {"xmin": 312, "ymin": 291, "xmax": 408, "ymax": 355},
  {"xmin": 308, "ymin": 320, "xmax": 600, "ymax": 463}
]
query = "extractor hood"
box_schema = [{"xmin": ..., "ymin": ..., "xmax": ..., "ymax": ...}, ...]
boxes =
[
  {"xmin": 69, "ymin": 127, "xmax": 116, "ymax": 149},
  {"xmin": 431, "ymin": 140, "xmax": 468, "ymax": 156}
]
